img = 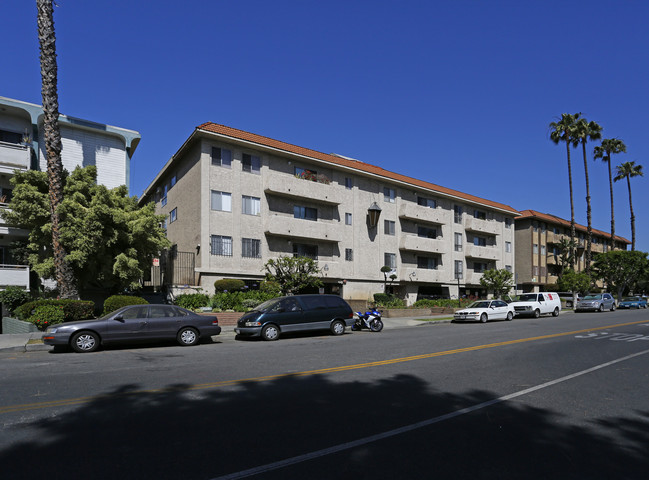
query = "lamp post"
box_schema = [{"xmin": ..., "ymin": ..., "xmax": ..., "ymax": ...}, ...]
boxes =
[{"xmin": 455, "ymin": 269, "xmax": 463, "ymax": 309}]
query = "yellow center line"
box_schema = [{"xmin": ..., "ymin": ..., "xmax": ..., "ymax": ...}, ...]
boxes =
[{"xmin": 2, "ymin": 319, "xmax": 646, "ymax": 415}]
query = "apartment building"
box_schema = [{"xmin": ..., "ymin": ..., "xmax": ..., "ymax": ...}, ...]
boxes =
[
  {"xmin": 0, "ymin": 96, "xmax": 140, "ymax": 290},
  {"xmin": 514, "ymin": 210, "xmax": 630, "ymax": 292},
  {"xmin": 140, "ymin": 123, "xmax": 518, "ymax": 304}
]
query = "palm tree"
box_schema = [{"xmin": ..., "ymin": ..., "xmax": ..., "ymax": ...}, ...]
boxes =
[
  {"xmin": 549, "ymin": 113, "xmax": 580, "ymax": 268},
  {"xmin": 614, "ymin": 161, "xmax": 644, "ymax": 251},
  {"xmin": 594, "ymin": 138, "xmax": 627, "ymax": 249},
  {"xmin": 37, "ymin": 0, "xmax": 78, "ymax": 298},
  {"xmin": 573, "ymin": 117, "xmax": 602, "ymax": 274}
]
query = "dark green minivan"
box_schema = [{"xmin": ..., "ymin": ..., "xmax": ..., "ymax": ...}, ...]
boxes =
[{"xmin": 234, "ymin": 295, "xmax": 354, "ymax": 341}]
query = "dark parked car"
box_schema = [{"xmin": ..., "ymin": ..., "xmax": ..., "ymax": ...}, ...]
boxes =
[
  {"xmin": 234, "ymin": 294, "xmax": 354, "ymax": 341},
  {"xmin": 42, "ymin": 304, "xmax": 221, "ymax": 353}
]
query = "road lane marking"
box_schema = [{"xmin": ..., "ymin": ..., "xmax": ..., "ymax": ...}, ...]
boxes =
[
  {"xmin": 1, "ymin": 319, "xmax": 647, "ymax": 415},
  {"xmin": 212, "ymin": 347, "xmax": 649, "ymax": 479}
]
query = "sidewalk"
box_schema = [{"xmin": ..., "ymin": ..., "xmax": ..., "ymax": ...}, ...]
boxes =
[{"xmin": 0, "ymin": 314, "xmax": 452, "ymax": 353}]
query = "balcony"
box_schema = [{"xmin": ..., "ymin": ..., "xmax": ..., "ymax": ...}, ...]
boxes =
[
  {"xmin": 263, "ymin": 215, "xmax": 341, "ymax": 242},
  {"xmin": 398, "ymin": 203, "xmax": 445, "ymax": 224},
  {"xmin": 464, "ymin": 244, "xmax": 499, "ymax": 260},
  {"xmin": 463, "ymin": 217, "xmax": 500, "ymax": 235},
  {"xmin": 0, "ymin": 142, "xmax": 30, "ymax": 173},
  {"xmin": 463, "ymin": 272, "xmax": 484, "ymax": 285},
  {"xmin": 264, "ymin": 173, "xmax": 341, "ymax": 205},
  {"xmin": 406, "ymin": 268, "xmax": 445, "ymax": 283},
  {"xmin": 399, "ymin": 235, "xmax": 445, "ymax": 253},
  {"xmin": 546, "ymin": 232, "xmax": 566, "ymax": 244},
  {"xmin": 0, "ymin": 265, "xmax": 30, "ymax": 290}
]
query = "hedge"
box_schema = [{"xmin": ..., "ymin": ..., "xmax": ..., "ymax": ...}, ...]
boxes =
[
  {"xmin": 175, "ymin": 293, "xmax": 209, "ymax": 310},
  {"xmin": 102, "ymin": 295, "xmax": 148, "ymax": 315},
  {"xmin": 29, "ymin": 304, "xmax": 65, "ymax": 331},
  {"xmin": 14, "ymin": 299, "xmax": 95, "ymax": 323}
]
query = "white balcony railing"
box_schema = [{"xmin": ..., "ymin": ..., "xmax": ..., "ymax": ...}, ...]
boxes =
[
  {"xmin": 398, "ymin": 202, "xmax": 445, "ymax": 224},
  {"xmin": 0, "ymin": 265, "xmax": 30, "ymax": 290},
  {"xmin": 263, "ymin": 215, "xmax": 341, "ymax": 242},
  {"xmin": 399, "ymin": 235, "xmax": 445, "ymax": 253},
  {"xmin": 264, "ymin": 173, "xmax": 341, "ymax": 205},
  {"xmin": 463, "ymin": 217, "xmax": 500, "ymax": 235},
  {"xmin": 464, "ymin": 244, "xmax": 499, "ymax": 260},
  {"xmin": 0, "ymin": 142, "xmax": 31, "ymax": 173}
]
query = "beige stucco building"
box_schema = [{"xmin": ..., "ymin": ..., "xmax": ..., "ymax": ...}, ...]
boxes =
[
  {"xmin": 140, "ymin": 123, "xmax": 519, "ymax": 304},
  {"xmin": 514, "ymin": 210, "xmax": 630, "ymax": 292}
]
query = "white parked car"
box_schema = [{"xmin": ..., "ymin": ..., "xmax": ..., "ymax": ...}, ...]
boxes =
[
  {"xmin": 453, "ymin": 299, "xmax": 515, "ymax": 323},
  {"xmin": 510, "ymin": 292, "xmax": 562, "ymax": 318}
]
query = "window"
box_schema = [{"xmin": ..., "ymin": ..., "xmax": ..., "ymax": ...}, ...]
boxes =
[
  {"xmin": 293, "ymin": 243, "xmax": 318, "ymax": 259},
  {"xmin": 553, "ymin": 226, "xmax": 560, "ymax": 234},
  {"xmin": 474, "ymin": 210, "xmax": 486, "ymax": 220},
  {"xmin": 345, "ymin": 177, "xmax": 353, "ymax": 189},
  {"xmin": 211, "ymin": 191, "xmax": 232, "ymax": 212},
  {"xmin": 242, "ymin": 238, "xmax": 261, "ymax": 258},
  {"xmin": 541, "ymin": 245, "xmax": 546, "ymax": 255},
  {"xmin": 533, "ymin": 222, "xmax": 538, "ymax": 232},
  {"xmin": 345, "ymin": 248, "xmax": 353, "ymax": 261},
  {"xmin": 505, "ymin": 241, "xmax": 511, "ymax": 253},
  {"xmin": 454, "ymin": 260, "xmax": 463, "ymax": 279},
  {"xmin": 540, "ymin": 266, "xmax": 547, "ymax": 276},
  {"xmin": 505, "ymin": 265, "xmax": 512, "ymax": 272},
  {"xmin": 170, "ymin": 174, "xmax": 177, "ymax": 187},
  {"xmin": 593, "ymin": 237, "xmax": 599, "ymax": 244},
  {"xmin": 417, "ymin": 256, "xmax": 438, "ymax": 269},
  {"xmin": 454, "ymin": 232, "xmax": 463, "ymax": 251},
  {"xmin": 295, "ymin": 167, "xmax": 317, "ymax": 181},
  {"xmin": 417, "ymin": 197, "xmax": 436, "ymax": 208},
  {"xmin": 473, "ymin": 236, "xmax": 487, "ymax": 247},
  {"xmin": 294, "ymin": 206, "xmax": 317, "ymax": 221},
  {"xmin": 533, "ymin": 244, "xmax": 538, "ymax": 254},
  {"xmin": 384, "ymin": 253, "xmax": 396, "ymax": 269},
  {"xmin": 0, "ymin": 129, "xmax": 23, "ymax": 144},
  {"xmin": 211, "ymin": 147, "xmax": 232, "ymax": 167},
  {"xmin": 0, "ymin": 187, "xmax": 13, "ymax": 204},
  {"xmin": 211, "ymin": 235, "xmax": 232, "ymax": 256},
  {"xmin": 242, "ymin": 153, "xmax": 261, "ymax": 173},
  {"xmin": 505, "ymin": 218, "xmax": 512, "ymax": 229},
  {"xmin": 345, "ymin": 213, "xmax": 352, "ymax": 225},
  {"xmin": 384, "ymin": 220, "xmax": 395, "ymax": 235},
  {"xmin": 161, "ymin": 184, "xmax": 168, "ymax": 207},
  {"xmin": 473, "ymin": 262, "xmax": 488, "ymax": 273},
  {"xmin": 418, "ymin": 226, "xmax": 437, "ymax": 239},
  {"xmin": 169, "ymin": 208, "xmax": 177, "ymax": 223},
  {"xmin": 454, "ymin": 205, "xmax": 463, "ymax": 223},
  {"xmin": 383, "ymin": 187, "xmax": 395, "ymax": 203},
  {"xmin": 242, "ymin": 195, "xmax": 261, "ymax": 215},
  {"xmin": 533, "ymin": 266, "xmax": 539, "ymax": 276},
  {"xmin": 541, "ymin": 223, "xmax": 546, "ymax": 233}
]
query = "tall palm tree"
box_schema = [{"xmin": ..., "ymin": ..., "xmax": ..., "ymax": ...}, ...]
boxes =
[
  {"xmin": 549, "ymin": 113, "xmax": 580, "ymax": 268},
  {"xmin": 614, "ymin": 161, "xmax": 644, "ymax": 251},
  {"xmin": 37, "ymin": 0, "xmax": 78, "ymax": 298},
  {"xmin": 573, "ymin": 117, "xmax": 602, "ymax": 274},
  {"xmin": 594, "ymin": 138, "xmax": 627, "ymax": 249}
]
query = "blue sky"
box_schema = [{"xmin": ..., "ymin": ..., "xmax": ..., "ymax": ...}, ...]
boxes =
[{"xmin": 2, "ymin": 1, "xmax": 648, "ymax": 252}]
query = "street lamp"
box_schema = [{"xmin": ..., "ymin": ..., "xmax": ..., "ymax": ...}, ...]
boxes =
[{"xmin": 367, "ymin": 202, "xmax": 382, "ymax": 228}]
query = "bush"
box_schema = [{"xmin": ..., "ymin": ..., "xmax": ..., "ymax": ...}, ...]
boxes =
[
  {"xmin": 259, "ymin": 280, "xmax": 281, "ymax": 296},
  {"xmin": 413, "ymin": 298, "xmax": 473, "ymax": 309},
  {"xmin": 102, "ymin": 295, "xmax": 148, "ymax": 315},
  {"xmin": 15, "ymin": 299, "xmax": 95, "ymax": 323},
  {"xmin": 28, "ymin": 304, "xmax": 65, "ymax": 331},
  {"xmin": 373, "ymin": 293, "xmax": 405, "ymax": 308},
  {"xmin": 213, "ymin": 279, "xmax": 246, "ymax": 293},
  {"xmin": 0, "ymin": 286, "xmax": 32, "ymax": 314},
  {"xmin": 175, "ymin": 293, "xmax": 209, "ymax": 310},
  {"xmin": 210, "ymin": 290, "xmax": 277, "ymax": 312}
]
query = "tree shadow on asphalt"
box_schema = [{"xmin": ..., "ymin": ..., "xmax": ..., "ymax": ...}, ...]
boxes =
[{"xmin": 0, "ymin": 373, "xmax": 647, "ymax": 480}]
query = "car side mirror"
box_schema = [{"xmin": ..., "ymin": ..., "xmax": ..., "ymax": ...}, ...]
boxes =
[{"xmin": 114, "ymin": 314, "xmax": 124, "ymax": 322}]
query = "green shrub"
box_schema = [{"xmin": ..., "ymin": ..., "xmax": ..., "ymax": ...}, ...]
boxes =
[
  {"xmin": 175, "ymin": 293, "xmax": 209, "ymax": 310},
  {"xmin": 102, "ymin": 295, "xmax": 148, "ymax": 315},
  {"xmin": 15, "ymin": 299, "xmax": 95, "ymax": 322},
  {"xmin": 373, "ymin": 293, "xmax": 405, "ymax": 308},
  {"xmin": 210, "ymin": 290, "xmax": 277, "ymax": 312},
  {"xmin": 412, "ymin": 299, "xmax": 437, "ymax": 308},
  {"xmin": 413, "ymin": 298, "xmax": 473, "ymax": 309},
  {"xmin": 28, "ymin": 304, "xmax": 65, "ymax": 331},
  {"xmin": 0, "ymin": 286, "xmax": 32, "ymax": 314},
  {"xmin": 259, "ymin": 280, "xmax": 281, "ymax": 296},
  {"xmin": 213, "ymin": 279, "xmax": 246, "ymax": 293}
]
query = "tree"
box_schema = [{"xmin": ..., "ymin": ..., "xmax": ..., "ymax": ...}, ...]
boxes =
[
  {"xmin": 573, "ymin": 116, "xmax": 602, "ymax": 274},
  {"xmin": 2, "ymin": 166, "xmax": 170, "ymax": 294},
  {"xmin": 556, "ymin": 269, "xmax": 591, "ymax": 298},
  {"xmin": 264, "ymin": 256, "xmax": 323, "ymax": 295},
  {"xmin": 549, "ymin": 113, "xmax": 580, "ymax": 268},
  {"xmin": 614, "ymin": 161, "xmax": 644, "ymax": 251},
  {"xmin": 479, "ymin": 269, "xmax": 514, "ymax": 299},
  {"xmin": 37, "ymin": 0, "xmax": 77, "ymax": 299},
  {"xmin": 380, "ymin": 265, "xmax": 392, "ymax": 293},
  {"xmin": 593, "ymin": 138, "xmax": 627, "ymax": 248},
  {"xmin": 592, "ymin": 250, "xmax": 649, "ymax": 300},
  {"xmin": 554, "ymin": 236, "xmax": 579, "ymax": 277}
]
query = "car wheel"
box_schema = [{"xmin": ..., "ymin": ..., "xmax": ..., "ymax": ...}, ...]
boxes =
[
  {"xmin": 370, "ymin": 319, "xmax": 384, "ymax": 332},
  {"xmin": 534, "ymin": 309, "xmax": 541, "ymax": 319},
  {"xmin": 552, "ymin": 307, "xmax": 560, "ymax": 317},
  {"xmin": 261, "ymin": 324, "xmax": 280, "ymax": 341},
  {"xmin": 598, "ymin": 304, "xmax": 604, "ymax": 312},
  {"xmin": 177, "ymin": 327, "xmax": 199, "ymax": 346},
  {"xmin": 611, "ymin": 303, "xmax": 616, "ymax": 312},
  {"xmin": 331, "ymin": 320, "xmax": 345, "ymax": 336},
  {"xmin": 480, "ymin": 313, "xmax": 488, "ymax": 323},
  {"xmin": 506, "ymin": 311, "xmax": 513, "ymax": 321},
  {"xmin": 71, "ymin": 331, "xmax": 99, "ymax": 353}
]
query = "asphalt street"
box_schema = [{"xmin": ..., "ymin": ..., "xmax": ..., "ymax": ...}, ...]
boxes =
[{"xmin": 1, "ymin": 309, "xmax": 648, "ymax": 479}]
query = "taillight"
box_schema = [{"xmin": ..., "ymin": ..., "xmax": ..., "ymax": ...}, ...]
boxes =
[{"xmin": 212, "ymin": 320, "xmax": 219, "ymax": 325}]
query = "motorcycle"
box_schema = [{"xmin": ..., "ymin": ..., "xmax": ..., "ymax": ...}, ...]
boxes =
[{"xmin": 352, "ymin": 309, "xmax": 384, "ymax": 332}]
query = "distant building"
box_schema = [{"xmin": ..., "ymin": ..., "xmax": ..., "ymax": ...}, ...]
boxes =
[
  {"xmin": 0, "ymin": 96, "xmax": 140, "ymax": 291},
  {"xmin": 140, "ymin": 123, "xmax": 519, "ymax": 304},
  {"xmin": 514, "ymin": 209, "xmax": 630, "ymax": 292}
]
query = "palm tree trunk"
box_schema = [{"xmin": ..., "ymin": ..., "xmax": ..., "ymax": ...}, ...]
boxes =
[
  {"xmin": 626, "ymin": 175, "xmax": 636, "ymax": 251},
  {"xmin": 566, "ymin": 141, "xmax": 576, "ymax": 269},
  {"xmin": 582, "ymin": 142, "xmax": 592, "ymax": 275},
  {"xmin": 37, "ymin": 0, "xmax": 78, "ymax": 299},
  {"xmin": 607, "ymin": 156, "xmax": 615, "ymax": 249}
]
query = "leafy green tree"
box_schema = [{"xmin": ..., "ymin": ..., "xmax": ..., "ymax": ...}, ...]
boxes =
[
  {"xmin": 573, "ymin": 116, "xmax": 602, "ymax": 274},
  {"xmin": 264, "ymin": 256, "xmax": 323, "ymax": 295},
  {"xmin": 554, "ymin": 237, "xmax": 578, "ymax": 277},
  {"xmin": 479, "ymin": 269, "xmax": 513, "ymax": 299},
  {"xmin": 592, "ymin": 250, "xmax": 649, "ymax": 300},
  {"xmin": 1, "ymin": 166, "xmax": 170, "ymax": 294},
  {"xmin": 594, "ymin": 138, "xmax": 627, "ymax": 247},
  {"xmin": 380, "ymin": 265, "xmax": 392, "ymax": 293},
  {"xmin": 550, "ymin": 113, "xmax": 580, "ymax": 267},
  {"xmin": 614, "ymin": 161, "xmax": 644, "ymax": 251},
  {"xmin": 556, "ymin": 269, "xmax": 591, "ymax": 298}
]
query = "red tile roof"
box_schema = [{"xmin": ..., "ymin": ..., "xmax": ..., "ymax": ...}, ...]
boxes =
[
  {"xmin": 517, "ymin": 209, "xmax": 630, "ymax": 244},
  {"xmin": 197, "ymin": 122, "xmax": 519, "ymax": 214}
]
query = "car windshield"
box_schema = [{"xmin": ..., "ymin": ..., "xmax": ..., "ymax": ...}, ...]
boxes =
[
  {"xmin": 583, "ymin": 294, "xmax": 602, "ymax": 300},
  {"xmin": 252, "ymin": 298, "xmax": 281, "ymax": 312},
  {"xmin": 622, "ymin": 297, "xmax": 640, "ymax": 301},
  {"xmin": 468, "ymin": 301, "xmax": 491, "ymax": 308},
  {"xmin": 518, "ymin": 294, "xmax": 537, "ymax": 302}
]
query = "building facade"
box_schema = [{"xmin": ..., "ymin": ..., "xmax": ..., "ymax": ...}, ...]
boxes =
[
  {"xmin": 0, "ymin": 96, "xmax": 140, "ymax": 291},
  {"xmin": 514, "ymin": 210, "xmax": 630, "ymax": 292},
  {"xmin": 140, "ymin": 123, "xmax": 519, "ymax": 304}
]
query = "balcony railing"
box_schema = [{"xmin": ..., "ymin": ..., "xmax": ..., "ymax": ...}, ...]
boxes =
[
  {"xmin": 399, "ymin": 235, "xmax": 445, "ymax": 253},
  {"xmin": 264, "ymin": 173, "xmax": 341, "ymax": 205},
  {"xmin": 398, "ymin": 202, "xmax": 445, "ymax": 224},
  {"xmin": 406, "ymin": 268, "xmax": 445, "ymax": 283},
  {"xmin": 0, "ymin": 142, "xmax": 30, "ymax": 173},
  {"xmin": 0, "ymin": 265, "xmax": 30, "ymax": 290},
  {"xmin": 464, "ymin": 244, "xmax": 499, "ymax": 260},
  {"xmin": 463, "ymin": 217, "xmax": 500, "ymax": 235},
  {"xmin": 263, "ymin": 215, "xmax": 341, "ymax": 242}
]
